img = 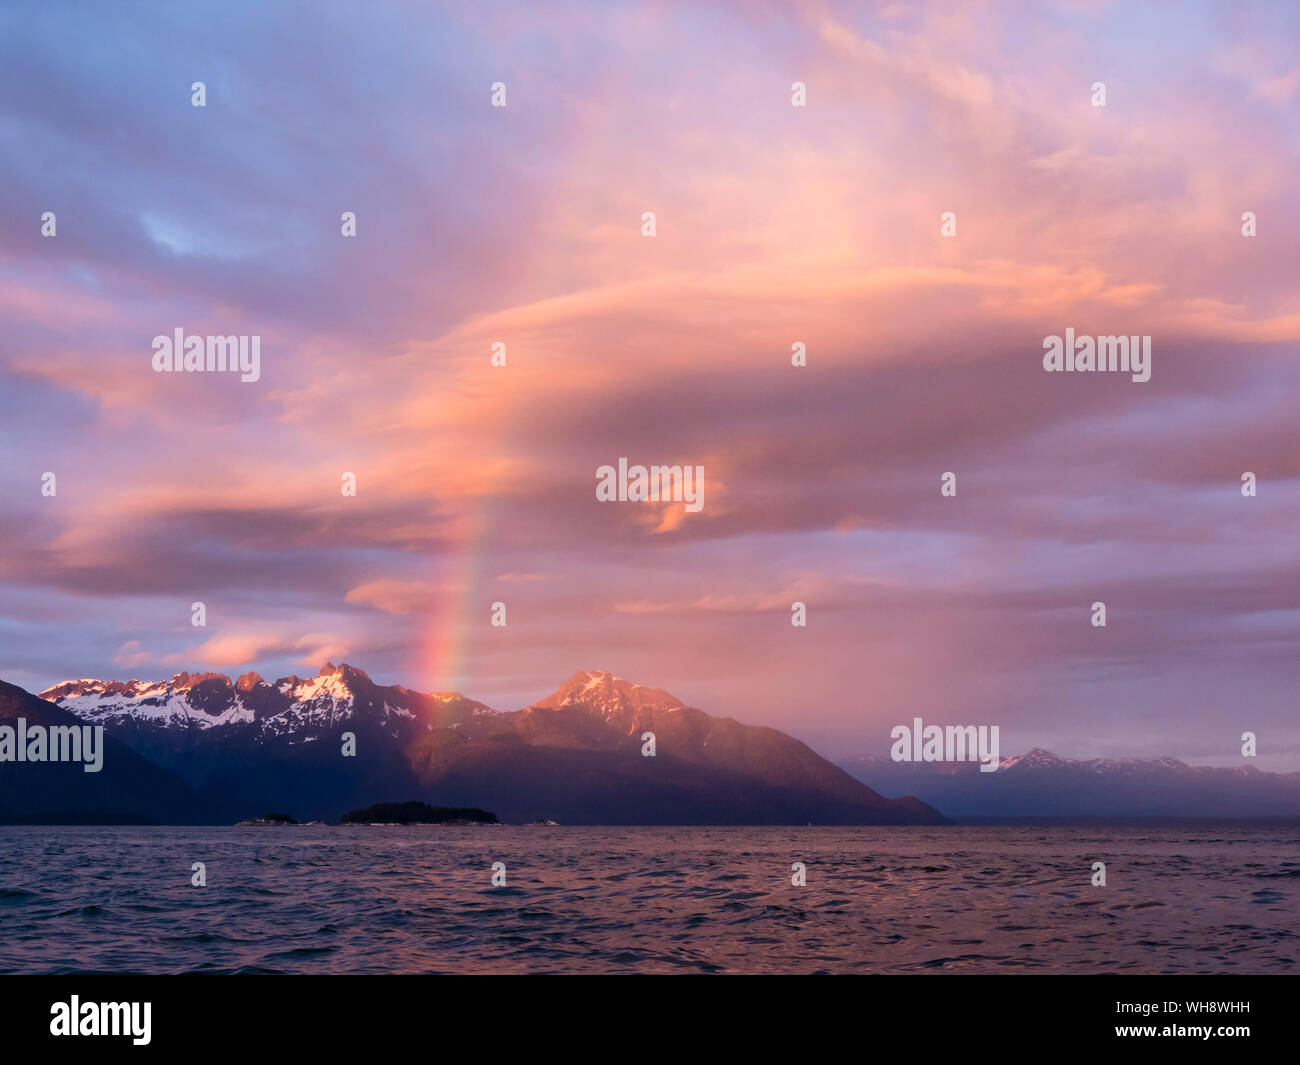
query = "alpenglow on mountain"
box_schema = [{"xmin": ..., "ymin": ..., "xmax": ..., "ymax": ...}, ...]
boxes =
[
  {"xmin": 26, "ymin": 665, "xmax": 945, "ymax": 826},
  {"xmin": 43, "ymin": 663, "xmax": 495, "ymax": 740}
]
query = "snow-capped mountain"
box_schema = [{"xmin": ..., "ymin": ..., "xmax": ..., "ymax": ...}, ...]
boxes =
[
  {"xmin": 42, "ymin": 663, "xmax": 495, "ymax": 743},
  {"xmin": 994, "ymin": 748, "xmax": 1204, "ymax": 775},
  {"xmin": 840, "ymin": 746, "xmax": 1300, "ymax": 819}
]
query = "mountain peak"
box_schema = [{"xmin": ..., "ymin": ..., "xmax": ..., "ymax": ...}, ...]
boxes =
[
  {"xmin": 532, "ymin": 670, "xmax": 685, "ymax": 728},
  {"xmin": 235, "ymin": 671, "xmax": 265, "ymax": 692},
  {"xmin": 997, "ymin": 747, "xmax": 1069, "ymax": 772},
  {"xmin": 540, "ymin": 669, "xmax": 684, "ymax": 706},
  {"xmin": 169, "ymin": 671, "xmax": 230, "ymax": 692},
  {"xmin": 316, "ymin": 662, "xmax": 372, "ymax": 684}
]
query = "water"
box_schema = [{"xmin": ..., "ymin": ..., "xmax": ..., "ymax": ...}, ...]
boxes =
[{"xmin": 0, "ymin": 826, "xmax": 1295, "ymax": 974}]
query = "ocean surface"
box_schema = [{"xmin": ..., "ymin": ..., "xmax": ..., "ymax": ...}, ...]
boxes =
[{"xmin": 0, "ymin": 825, "xmax": 1295, "ymax": 974}]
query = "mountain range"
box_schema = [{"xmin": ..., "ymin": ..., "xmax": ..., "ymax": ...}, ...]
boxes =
[
  {"xmin": 840, "ymin": 748, "xmax": 1300, "ymax": 820},
  {"xmin": 3, "ymin": 665, "xmax": 943, "ymax": 825},
  {"xmin": 13, "ymin": 662, "xmax": 1294, "ymax": 824}
]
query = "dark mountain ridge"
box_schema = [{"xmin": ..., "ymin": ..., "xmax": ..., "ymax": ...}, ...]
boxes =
[
  {"xmin": 22, "ymin": 666, "xmax": 945, "ymax": 825},
  {"xmin": 0, "ymin": 679, "xmax": 204, "ymax": 824}
]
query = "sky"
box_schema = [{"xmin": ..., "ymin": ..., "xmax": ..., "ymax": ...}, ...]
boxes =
[{"xmin": 1, "ymin": 0, "xmax": 1298, "ymax": 768}]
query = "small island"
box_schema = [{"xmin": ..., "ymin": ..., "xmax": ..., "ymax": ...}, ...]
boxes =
[
  {"xmin": 340, "ymin": 801, "xmax": 499, "ymax": 825},
  {"xmin": 235, "ymin": 812, "xmax": 299, "ymax": 826}
]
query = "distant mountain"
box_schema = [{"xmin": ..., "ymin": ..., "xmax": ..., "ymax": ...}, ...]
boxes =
[
  {"xmin": 34, "ymin": 666, "xmax": 944, "ymax": 825},
  {"xmin": 840, "ymin": 746, "xmax": 1300, "ymax": 820},
  {"xmin": 0, "ymin": 679, "xmax": 204, "ymax": 824}
]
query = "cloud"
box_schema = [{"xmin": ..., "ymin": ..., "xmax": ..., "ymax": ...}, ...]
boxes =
[
  {"xmin": 3, "ymin": 1, "xmax": 1299, "ymax": 765},
  {"xmin": 112, "ymin": 631, "xmax": 354, "ymax": 673},
  {"xmin": 346, "ymin": 579, "xmax": 446, "ymax": 616}
]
